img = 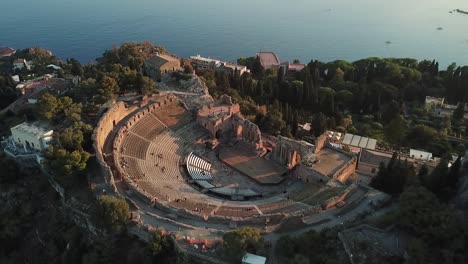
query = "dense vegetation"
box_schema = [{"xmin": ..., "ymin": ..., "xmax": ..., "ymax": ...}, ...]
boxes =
[
  {"xmin": 191, "ymin": 57, "xmax": 468, "ymax": 157},
  {"xmin": 0, "ymin": 153, "xmax": 183, "ymax": 264},
  {"xmin": 221, "ymin": 227, "xmax": 264, "ymax": 260},
  {"xmin": 276, "ymin": 228, "xmax": 343, "ymax": 264}
]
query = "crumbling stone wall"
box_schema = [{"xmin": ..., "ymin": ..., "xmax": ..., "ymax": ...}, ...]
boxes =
[
  {"xmin": 271, "ymin": 136, "xmax": 314, "ymax": 169},
  {"xmin": 314, "ymin": 134, "xmax": 328, "ymax": 154},
  {"xmin": 230, "ymin": 114, "xmax": 263, "ymax": 149},
  {"xmin": 333, "ymin": 157, "xmax": 358, "ymax": 183},
  {"xmin": 93, "ymin": 101, "xmax": 132, "ymax": 190},
  {"xmin": 321, "ymin": 184, "xmax": 358, "ymax": 209}
]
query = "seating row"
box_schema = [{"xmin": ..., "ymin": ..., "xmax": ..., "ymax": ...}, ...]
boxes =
[
  {"xmin": 187, "ymin": 152, "xmax": 211, "ymax": 171},
  {"xmin": 130, "ymin": 114, "xmax": 166, "ymax": 141},
  {"xmin": 121, "ymin": 133, "xmax": 150, "ymax": 160},
  {"xmin": 186, "ymin": 152, "xmax": 213, "ymax": 180}
]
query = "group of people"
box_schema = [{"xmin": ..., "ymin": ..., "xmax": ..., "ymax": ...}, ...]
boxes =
[
  {"xmin": 120, "ymin": 158, "xmax": 128, "ymax": 168},
  {"xmin": 151, "ymin": 152, "xmax": 166, "ymax": 172}
]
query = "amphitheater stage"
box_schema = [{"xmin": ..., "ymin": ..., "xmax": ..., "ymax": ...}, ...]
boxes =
[{"xmin": 218, "ymin": 146, "xmax": 287, "ymax": 185}]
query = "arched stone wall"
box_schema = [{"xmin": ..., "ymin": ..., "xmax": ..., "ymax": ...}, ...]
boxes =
[{"xmin": 93, "ymin": 101, "xmax": 134, "ymax": 190}]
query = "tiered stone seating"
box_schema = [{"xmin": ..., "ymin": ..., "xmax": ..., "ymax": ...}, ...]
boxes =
[
  {"xmin": 130, "ymin": 114, "xmax": 166, "ymax": 141},
  {"xmin": 121, "ymin": 133, "xmax": 150, "ymax": 160},
  {"xmin": 144, "ymin": 132, "xmax": 184, "ymax": 182},
  {"xmin": 258, "ymin": 200, "xmax": 292, "ymax": 214},
  {"xmin": 186, "ymin": 152, "xmax": 212, "ymax": 180},
  {"xmin": 168, "ymin": 198, "xmax": 216, "ymax": 214},
  {"xmin": 175, "ymin": 122, "xmax": 207, "ymax": 141},
  {"xmin": 214, "ymin": 206, "xmax": 259, "ymax": 218},
  {"xmin": 120, "ymin": 157, "xmax": 144, "ymax": 181}
]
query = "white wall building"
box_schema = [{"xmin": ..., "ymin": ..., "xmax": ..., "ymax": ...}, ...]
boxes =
[
  {"xmin": 190, "ymin": 55, "xmax": 221, "ymax": 70},
  {"xmin": 409, "ymin": 149, "xmax": 433, "ymax": 161},
  {"xmin": 10, "ymin": 122, "xmax": 53, "ymax": 152},
  {"xmin": 242, "ymin": 253, "xmax": 266, "ymax": 264}
]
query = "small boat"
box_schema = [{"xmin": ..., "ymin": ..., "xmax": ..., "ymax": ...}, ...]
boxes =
[
  {"xmin": 437, "ymin": 27, "xmax": 443, "ymax": 30},
  {"xmin": 385, "ymin": 41, "xmax": 392, "ymax": 44}
]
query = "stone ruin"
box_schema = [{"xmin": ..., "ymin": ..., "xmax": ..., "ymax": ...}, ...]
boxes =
[
  {"xmin": 196, "ymin": 95, "xmax": 263, "ymax": 150},
  {"xmin": 270, "ymin": 133, "xmax": 357, "ymax": 184}
]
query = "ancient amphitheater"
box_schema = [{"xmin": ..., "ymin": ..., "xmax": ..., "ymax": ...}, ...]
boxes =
[{"xmin": 93, "ymin": 79, "xmax": 389, "ymax": 235}]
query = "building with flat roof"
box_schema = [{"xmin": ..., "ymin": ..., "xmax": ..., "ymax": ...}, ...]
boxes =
[
  {"xmin": 190, "ymin": 55, "xmax": 221, "ymax": 70},
  {"xmin": 256, "ymin": 51, "xmax": 280, "ymax": 69},
  {"xmin": 242, "ymin": 253, "xmax": 266, "ymax": 264},
  {"xmin": 10, "ymin": 122, "xmax": 53, "ymax": 152},
  {"xmin": 281, "ymin": 61, "xmax": 306, "ymax": 76},
  {"xmin": 217, "ymin": 62, "xmax": 250, "ymax": 76}
]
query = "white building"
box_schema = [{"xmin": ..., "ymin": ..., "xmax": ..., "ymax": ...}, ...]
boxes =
[
  {"xmin": 190, "ymin": 55, "xmax": 221, "ymax": 70},
  {"xmin": 10, "ymin": 122, "xmax": 53, "ymax": 152},
  {"xmin": 409, "ymin": 149, "xmax": 433, "ymax": 161},
  {"xmin": 242, "ymin": 253, "xmax": 266, "ymax": 264},
  {"xmin": 13, "ymin": 58, "xmax": 33, "ymax": 71}
]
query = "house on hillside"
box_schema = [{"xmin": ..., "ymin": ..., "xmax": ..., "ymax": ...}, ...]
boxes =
[
  {"xmin": 5, "ymin": 122, "xmax": 53, "ymax": 155},
  {"xmin": 190, "ymin": 55, "xmax": 221, "ymax": 70},
  {"xmin": 280, "ymin": 61, "xmax": 306, "ymax": 76},
  {"xmin": 256, "ymin": 51, "xmax": 280, "ymax": 69},
  {"xmin": 13, "ymin": 58, "xmax": 33, "ymax": 71},
  {"xmin": 216, "ymin": 62, "xmax": 250, "ymax": 76},
  {"xmin": 144, "ymin": 53, "xmax": 182, "ymax": 81}
]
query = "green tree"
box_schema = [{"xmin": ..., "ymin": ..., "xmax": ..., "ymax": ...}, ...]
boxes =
[
  {"xmin": 45, "ymin": 146, "xmax": 90, "ymax": 176},
  {"xmin": 59, "ymin": 96, "xmax": 82, "ymax": 124},
  {"xmin": 384, "ymin": 115, "xmax": 407, "ymax": 146},
  {"xmin": 399, "ymin": 186, "xmax": 459, "ymax": 246},
  {"xmin": 58, "ymin": 127, "xmax": 84, "ymax": 151},
  {"xmin": 452, "ymin": 101, "xmax": 465, "ymax": 121},
  {"xmin": 74, "ymin": 78, "xmax": 97, "ymax": 102},
  {"xmin": 98, "ymin": 76, "xmax": 119, "ymax": 103},
  {"xmin": 69, "ymin": 58, "xmax": 84, "ymax": 77},
  {"xmin": 311, "ymin": 112, "xmax": 327, "ymax": 137},
  {"xmin": 136, "ymin": 73, "xmax": 156, "ymax": 95},
  {"xmin": 98, "ymin": 195, "xmax": 129, "ymax": 231},
  {"xmin": 38, "ymin": 93, "xmax": 59, "ymax": 121},
  {"xmin": 147, "ymin": 230, "xmax": 173, "ymax": 256},
  {"xmin": 222, "ymin": 227, "xmax": 263, "ymax": 259}
]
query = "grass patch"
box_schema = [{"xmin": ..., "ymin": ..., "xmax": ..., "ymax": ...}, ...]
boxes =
[
  {"xmin": 302, "ymin": 187, "xmax": 346, "ymax": 205},
  {"xmin": 290, "ymin": 183, "xmax": 322, "ymax": 201}
]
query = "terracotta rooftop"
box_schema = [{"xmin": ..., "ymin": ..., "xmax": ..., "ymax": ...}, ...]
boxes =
[
  {"xmin": 287, "ymin": 63, "xmax": 305, "ymax": 72},
  {"xmin": 256, "ymin": 52, "xmax": 280, "ymax": 68},
  {"xmin": 0, "ymin": 47, "xmax": 16, "ymax": 57},
  {"xmin": 145, "ymin": 53, "xmax": 180, "ymax": 68}
]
